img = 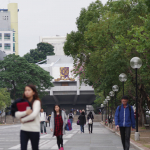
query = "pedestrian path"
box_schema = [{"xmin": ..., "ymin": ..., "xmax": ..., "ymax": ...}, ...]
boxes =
[{"xmin": 0, "ymin": 123, "xmax": 137, "ymax": 150}]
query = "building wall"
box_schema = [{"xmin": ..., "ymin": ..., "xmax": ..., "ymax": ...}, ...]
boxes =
[
  {"xmin": 0, "ymin": 31, "xmax": 15, "ymax": 55},
  {"xmin": 40, "ymin": 36, "xmax": 66, "ymax": 56},
  {"xmin": 8, "ymin": 3, "xmax": 18, "ymax": 55}
]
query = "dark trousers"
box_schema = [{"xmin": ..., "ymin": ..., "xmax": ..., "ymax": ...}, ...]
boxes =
[
  {"xmin": 20, "ymin": 130, "xmax": 40, "ymax": 150},
  {"xmin": 88, "ymin": 124, "xmax": 93, "ymax": 133},
  {"xmin": 120, "ymin": 127, "xmax": 131, "ymax": 150},
  {"xmin": 56, "ymin": 135, "xmax": 63, "ymax": 149},
  {"xmin": 80, "ymin": 125, "xmax": 84, "ymax": 133}
]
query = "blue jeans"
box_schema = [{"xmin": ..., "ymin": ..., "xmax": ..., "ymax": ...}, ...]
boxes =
[
  {"xmin": 69, "ymin": 119, "xmax": 73, "ymax": 127},
  {"xmin": 80, "ymin": 125, "xmax": 84, "ymax": 133},
  {"xmin": 40, "ymin": 121, "xmax": 46, "ymax": 133}
]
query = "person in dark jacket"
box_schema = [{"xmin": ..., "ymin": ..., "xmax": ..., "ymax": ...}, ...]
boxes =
[
  {"xmin": 115, "ymin": 96, "xmax": 135, "ymax": 150},
  {"xmin": 87, "ymin": 111, "xmax": 94, "ymax": 134},
  {"xmin": 78, "ymin": 111, "xmax": 86, "ymax": 133}
]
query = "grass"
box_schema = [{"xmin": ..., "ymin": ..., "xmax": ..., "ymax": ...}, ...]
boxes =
[
  {"xmin": 140, "ymin": 127, "xmax": 146, "ymax": 129},
  {"xmin": 143, "ymin": 144, "xmax": 150, "ymax": 149}
]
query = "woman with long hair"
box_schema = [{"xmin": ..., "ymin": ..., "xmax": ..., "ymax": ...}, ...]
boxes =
[
  {"xmin": 78, "ymin": 111, "xmax": 86, "ymax": 133},
  {"xmin": 15, "ymin": 84, "xmax": 41, "ymax": 150},
  {"xmin": 50, "ymin": 105, "xmax": 67, "ymax": 150},
  {"xmin": 87, "ymin": 111, "xmax": 94, "ymax": 134}
]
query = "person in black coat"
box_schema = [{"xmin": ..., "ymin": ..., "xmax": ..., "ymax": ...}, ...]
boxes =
[
  {"xmin": 78, "ymin": 111, "xmax": 86, "ymax": 133},
  {"xmin": 87, "ymin": 111, "xmax": 94, "ymax": 134}
]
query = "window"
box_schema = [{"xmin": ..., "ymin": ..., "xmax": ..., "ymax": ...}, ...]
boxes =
[
  {"xmin": 61, "ymin": 82, "xmax": 69, "ymax": 86},
  {"xmin": 13, "ymin": 43, "xmax": 15, "ymax": 52},
  {"xmin": 4, "ymin": 43, "xmax": 11, "ymax": 50},
  {"xmin": 13, "ymin": 33, "xmax": 15, "ymax": 42},
  {"xmin": 4, "ymin": 33, "xmax": 10, "ymax": 40},
  {"xmin": 0, "ymin": 43, "xmax": 2, "ymax": 49},
  {"xmin": 0, "ymin": 33, "xmax": 2, "ymax": 40}
]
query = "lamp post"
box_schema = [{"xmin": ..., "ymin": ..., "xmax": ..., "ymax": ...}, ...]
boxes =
[
  {"xmin": 119, "ymin": 73, "xmax": 127, "ymax": 96},
  {"xmin": 103, "ymin": 101, "xmax": 107, "ymax": 125},
  {"xmin": 106, "ymin": 96, "xmax": 110, "ymax": 118},
  {"xmin": 109, "ymin": 91, "xmax": 115, "ymax": 118},
  {"xmin": 101, "ymin": 104, "xmax": 104, "ymax": 122},
  {"xmin": 112, "ymin": 85, "xmax": 119, "ymax": 108},
  {"xmin": 130, "ymin": 57, "xmax": 142, "ymax": 141}
]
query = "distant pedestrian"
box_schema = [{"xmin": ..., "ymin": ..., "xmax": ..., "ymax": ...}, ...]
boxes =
[
  {"xmin": 48, "ymin": 114, "xmax": 51, "ymax": 127},
  {"xmin": 78, "ymin": 111, "xmax": 86, "ymax": 133},
  {"xmin": 40, "ymin": 109, "xmax": 47, "ymax": 134},
  {"xmin": 115, "ymin": 96, "xmax": 135, "ymax": 150},
  {"xmin": 68, "ymin": 111, "xmax": 74, "ymax": 127},
  {"xmin": 15, "ymin": 84, "xmax": 41, "ymax": 150},
  {"xmin": 108, "ymin": 114, "xmax": 113, "ymax": 124},
  {"xmin": 80, "ymin": 110, "xmax": 82, "ymax": 114},
  {"xmin": 87, "ymin": 111, "xmax": 94, "ymax": 134},
  {"xmin": 77, "ymin": 109, "xmax": 79, "ymax": 115},
  {"xmin": 50, "ymin": 105, "xmax": 67, "ymax": 150}
]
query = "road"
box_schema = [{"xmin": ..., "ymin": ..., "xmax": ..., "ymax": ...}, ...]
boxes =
[{"xmin": 0, "ymin": 122, "xmax": 136, "ymax": 150}]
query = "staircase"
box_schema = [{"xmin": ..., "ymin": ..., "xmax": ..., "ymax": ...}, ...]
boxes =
[
  {"xmin": 73, "ymin": 115, "xmax": 101, "ymax": 123},
  {"xmin": 0, "ymin": 115, "xmax": 20, "ymax": 124}
]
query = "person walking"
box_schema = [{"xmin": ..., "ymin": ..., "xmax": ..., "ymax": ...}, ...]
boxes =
[
  {"xmin": 115, "ymin": 96, "xmax": 135, "ymax": 150},
  {"xmin": 87, "ymin": 111, "xmax": 94, "ymax": 134},
  {"xmin": 15, "ymin": 84, "xmax": 41, "ymax": 150},
  {"xmin": 48, "ymin": 114, "xmax": 51, "ymax": 127},
  {"xmin": 68, "ymin": 111, "xmax": 74, "ymax": 127},
  {"xmin": 78, "ymin": 111, "xmax": 86, "ymax": 133},
  {"xmin": 50, "ymin": 105, "xmax": 67, "ymax": 150},
  {"xmin": 40, "ymin": 109, "xmax": 47, "ymax": 134}
]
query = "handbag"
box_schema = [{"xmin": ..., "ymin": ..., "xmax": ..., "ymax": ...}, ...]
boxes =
[
  {"xmin": 89, "ymin": 118, "xmax": 92, "ymax": 124},
  {"xmin": 77, "ymin": 119, "xmax": 80, "ymax": 125}
]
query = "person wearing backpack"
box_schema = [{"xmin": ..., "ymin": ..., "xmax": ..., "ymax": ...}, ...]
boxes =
[
  {"xmin": 115, "ymin": 96, "xmax": 135, "ymax": 150},
  {"xmin": 78, "ymin": 111, "xmax": 86, "ymax": 133},
  {"xmin": 87, "ymin": 111, "xmax": 94, "ymax": 134},
  {"xmin": 40, "ymin": 109, "xmax": 47, "ymax": 134},
  {"xmin": 68, "ymin": 111, "xmax": 74, "ymax": 127}
]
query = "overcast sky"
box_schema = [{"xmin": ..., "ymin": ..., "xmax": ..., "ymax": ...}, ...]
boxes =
[{"xmin": 0, "ymin": 0, "xmax": 108, "ymax": 56}]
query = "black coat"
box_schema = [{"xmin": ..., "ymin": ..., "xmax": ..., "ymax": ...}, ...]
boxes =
[
  {"xmin": 87, "ymin": 114, "xmax": 94, "ymax": 123},
  {"xmin": 78, "ymin": 115, "xmax": 86, "ymax": 125}
]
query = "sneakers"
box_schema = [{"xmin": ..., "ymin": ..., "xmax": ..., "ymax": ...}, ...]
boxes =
[
  {"xmin": 60, "ymin": 147, "xmax": 64, "ymax": 150},
  {"xmin": 45, "ymin": 133, "xmax": 47, "ymax": 134},
  {"xmin": 41, "ymin": 133, "xmax": 43, "ymax": 134}
]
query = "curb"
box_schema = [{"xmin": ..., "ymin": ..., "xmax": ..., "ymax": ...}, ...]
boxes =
[{"xmin": 100, "ymin": 122, "xmax": 144, "ymax": 150}]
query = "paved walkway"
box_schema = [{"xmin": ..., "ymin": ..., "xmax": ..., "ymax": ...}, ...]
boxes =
[{"xmin": 0, "ymin": 122, "xmax": 136, "ymax": 150}]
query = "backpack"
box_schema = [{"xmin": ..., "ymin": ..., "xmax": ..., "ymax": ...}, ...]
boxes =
[
  {"xmin": 119, "ymin": 105, "xmax": 132, "ymax": 119},
  {"xmin": 89, "ymin": 118, "xmax": 92, "ymax": 124},
  {"xmin": 69, "ymin": 113, "xmax": 73, "ymax": 119}
]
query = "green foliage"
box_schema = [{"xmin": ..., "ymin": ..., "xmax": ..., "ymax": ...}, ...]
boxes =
[
  {"xmin": 64, "ymin": 0, "xmax": 150, "ymax": 122},
  {"xmin": 24, "ymin": 42, "xmax": 55, "ymax": 63},
  {"xmin": 0, "ymin": 54, "xmax": 53, "ymax": 100},
  {"xmin": 0, "ymin": 88, "xmax": 11, "ymax": 110}
]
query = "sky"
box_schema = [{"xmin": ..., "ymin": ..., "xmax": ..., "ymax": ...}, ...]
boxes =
[{"xmin": 0, "ymin": 0, "xmax": 108, "ymax": 56}]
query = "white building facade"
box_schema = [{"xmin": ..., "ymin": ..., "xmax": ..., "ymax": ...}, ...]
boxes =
[
  {"xmin": 39, "ymin": 36, "xmax": 66, "ymax": 56},
  {"xmin": 38, "ymin": 55, "xmax": 95, "ymax": 114}
]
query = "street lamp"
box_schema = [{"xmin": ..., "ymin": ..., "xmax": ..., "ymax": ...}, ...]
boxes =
[
  {"xmin": 101, "ymin": 104, "xmax": 104, "ymax": 122},
  {"xmin": 106, "ymin": 96, "xmax": 110, "ymax": 118},
  {"xmin": 105, "ymin": 99, "xmax": 108, "ymax": 125},
  {"xmin": 130, "ymin": 57, "xmax": 142, "ymax": 141},
  {"xmin": 109, "ymin": 91, "xmax": 115, "ymax": 118},
  {"xmin": 119, "ymin": 73, "xmax": 127, "ymax": 96},
  {"xmin": 112, "ymin": 85, "xmax": 119, "ymax": 108}
]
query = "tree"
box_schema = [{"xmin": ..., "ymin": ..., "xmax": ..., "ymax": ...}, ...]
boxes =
[
  {"xmin": 0, "ymin": 88, "xmax": 11, "ymax": 110},
  {"xmin": 64, "ymin": 0, "xmax": 150, "ymax": 123},
  {"xmin": 24, "ymin": 42, "xmax": 55, "ymax": 63},
  {"xmin": 0, "ymin": 54, "xmax": 53, "ymax": 100}
]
